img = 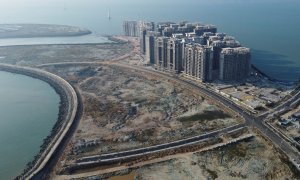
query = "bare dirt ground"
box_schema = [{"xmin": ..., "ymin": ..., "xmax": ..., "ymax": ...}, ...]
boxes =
[
  {"xmin": 0, "ymin": 24, "xmax": 91, "ymax": 38},
  {"xmin": 0, "ymin": 43, "xmax": 132, "ymax": 66},
  {"xmin": 53, "ymin": 133, "xmax": 298, "ymax": 180},
  {"xmin": 43, "ymin": 64, "xmax": 240, "ymax": 175},
  {"xmin": 133, "ymin": 135, "xmax": 297, "ymax": 180},
  {"xmin": 2, "ymin": 35, "xmax": 298, "ymax": 179}
]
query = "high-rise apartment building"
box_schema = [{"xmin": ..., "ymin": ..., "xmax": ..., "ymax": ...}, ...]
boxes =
[
  {"xmin": 145, "ymin": 31, "xmax": 159, "ymax": 64},
  {"xmin": 123, "ymin": 21, "xmax": 139, "ymax": 37},
  {"xmin": 184, "ymin": 44, "xmax": 213, "ymax": 82},
  {"xmin": 123, "ymin": 20, "xmax": 251, "ymax": 83},
  {"xmin": 166, "ymin": 38, "xmax": 184, "ymax": 73},
  {"xmin": 155, "ymin": 36, "xmax": 169, "ymax": 69},
  {"xmin": 184, "ymin": 44, "xmax": 196, "ymax": 76},
  {"xmin": 139, "ymin": 21, "xmax": 155, "ymax": 54},
  {"xmin": 194, "ymin": 25, "xmax": 217, "ymax": 36},
  {"xmin": 219, "ymin": 47, "xmax": 251, "ymax": 82},
  {"xmin": 140, "ymin": 29, "xmax": 147, "ymax": 54}
]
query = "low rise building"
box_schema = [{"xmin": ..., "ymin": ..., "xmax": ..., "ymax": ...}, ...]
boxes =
[{"xmin": 292, "ymin": 112, "xmax": 300, "ymax": 119}]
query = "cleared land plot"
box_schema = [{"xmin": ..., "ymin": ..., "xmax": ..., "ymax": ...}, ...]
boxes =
[
  {"xmin": 43, "ymin": 65, "xmax": 240, "ymax": 174},
  {"xmin": 0, "ymin": 24, "xmax": 91, "ymax": 38},
  {"xmin": 133, "ymin": 135, "xmax": 298, "ymax": 180},
  {"xmin": 0, "ymin": 43, "xmax": 132, "ymax": 66}
]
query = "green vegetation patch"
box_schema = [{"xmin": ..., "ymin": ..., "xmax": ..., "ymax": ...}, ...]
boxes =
[{"xmin": 179, "ymin": 110, "xmax": 231, "ymax": 122}]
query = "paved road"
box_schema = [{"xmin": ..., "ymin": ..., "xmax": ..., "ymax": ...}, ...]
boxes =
[
  {"xmin": 38, "ymin": 61, "xmax": 300, "ymax": 170},
  {"xmin": 76, "ymin": 124, "xmax": 245, "ymax": 165},
  {"xmin": 259, "ymin": 87, "xmax": 300, "ymax": 119},
  {"xmin": 0, "ymin": 63, "xmax": 79, "ymax": 179},
  {"xmin": 112, "ymin": 63, "xmax": 300, "ymax": 168}
]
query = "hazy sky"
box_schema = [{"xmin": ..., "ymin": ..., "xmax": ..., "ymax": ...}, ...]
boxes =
[
  {"xmin": 0, "ymin": 0, "xmax": 299, "ymax": 80},
  {"xmin": 0, "ymin": 0, "xmax": 299, "ymax": 11},
  {"xmin": 0, "ymin": 0, "xmax": 298, "ymax": 6}
]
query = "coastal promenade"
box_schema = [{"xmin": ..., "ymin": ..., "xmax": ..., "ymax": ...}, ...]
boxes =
[{"xmin": 0, "ymin": 63, "xmax": 78, "ymax": 180}]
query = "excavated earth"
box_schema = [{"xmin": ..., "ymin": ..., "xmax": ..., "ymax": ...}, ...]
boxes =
[
  {"xmin": 2, "ymin": 35, "xmax": 297, "ymax": 179},
  {"xmin": 132, "ymin": 135, "xmax": 298, "ymax": 180},
  {"xmin": 0, "ymin": 43, "xmax": 132, "ymax": 66},
  {"xmin": 42, "ymin": 64, "xmax": 240, "ymax": 175}
]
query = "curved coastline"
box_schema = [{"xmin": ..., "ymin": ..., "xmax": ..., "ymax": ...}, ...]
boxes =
[
  {"xmin": 0, "ymin": 24, "xmax": 92, "ymax": 39},
  {"xmin": 0, "ymin": 63, "xmax": 78, "ymax": 180}
]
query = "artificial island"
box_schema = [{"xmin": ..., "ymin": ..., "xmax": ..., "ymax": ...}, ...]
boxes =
[{"xmin": 0, "ymin": 22, "xmax": 299, "ymax": 180}]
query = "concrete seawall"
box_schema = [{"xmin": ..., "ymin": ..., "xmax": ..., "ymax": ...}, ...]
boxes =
[{"xmin": 0, "ymin": 63, "xmax": 78, "ymax": 180}]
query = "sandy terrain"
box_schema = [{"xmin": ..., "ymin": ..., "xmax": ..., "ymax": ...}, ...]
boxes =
[
  {"xmin": 131, "ymin": 135, "xmax": 298, "ymax": 180},
  {"xmin": 1, "ymin": 33, "xmax": 297, "ymax": 179},
  {"xmin": 0, "ymin": 43, "xmax": 132, "ymax": 66},
  {"xmin": 41, "ymin": 64, "xmax": 240, "ymax": 175},
  {"xmin": 0, "ymin": 24, "xmax": 91, "ymax": 38},
  {"xmin": 52, "ymin": 133, "xmax": 298, "ymax": 180}
]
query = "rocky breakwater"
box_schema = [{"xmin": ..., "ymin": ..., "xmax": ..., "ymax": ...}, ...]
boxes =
[{"xmin": 0, "ymin": 63, "xmax": 78, "ymax": 180}]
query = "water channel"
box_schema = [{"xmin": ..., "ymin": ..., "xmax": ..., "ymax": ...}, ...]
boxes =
[{"xmin": 0, "ymin": 71, "xmax": 60, "ymax": 179}]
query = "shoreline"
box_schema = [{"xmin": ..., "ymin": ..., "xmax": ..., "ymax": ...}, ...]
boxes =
[
  {"xmin": 251, "ymin": 64, "xmax": 297, "ymax": 84},
  {"xmin": 0, "ymin": 35, "xmax": 127, "ymax": 48},
  {"xmin": 0, "ymin": 32, "xmax": 92, "ymax": 39},
  {"xmin": 0, "ymin": 64, "xmax": 78, "ymax": 180},
  {"xmin": 109, "ymin": 35, "xmax": 297, "ymax": 84},
  {"xmin": 0, "ymin": 42, "xmax": 121, "ymax": 48},
  {"xmin": 0, "ymin": 24, "xmax": 92, "ymax": 39},
  {"xmin": 0, "ymin": 34, "xmax": 298, "ymax": 179}
]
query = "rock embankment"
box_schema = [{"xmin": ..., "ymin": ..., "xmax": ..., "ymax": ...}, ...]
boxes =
[{"xmin": 0, "ymin": 63, "xmax": 78, "ymax": 180}]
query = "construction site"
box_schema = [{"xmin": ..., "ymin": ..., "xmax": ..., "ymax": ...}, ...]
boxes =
[
  {"xmin": 39, "ymin": 64, "xmax": 243, "ymax": 175},
  {"xmin": 0, "ymin": 26, "xmax": 299, "ymax": 178},
  {"xmin": 38, "ymin": 62, "xmax": 297, "ymax": 179},
  {"xmin": 126, "ymin": 135, "xmax": 295, "ymax": 180}
]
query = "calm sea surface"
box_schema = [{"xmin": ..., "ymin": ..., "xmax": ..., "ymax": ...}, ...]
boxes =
[
  {"xmin": 0, "ymin": 0, "xmax": 299, "ymax": 80},
  {"xmin": 0, "ymin": 71, "xmax": 59, "ymax": 179},
  {"xmin": 0, "ymin": 0, "xmax": 299, "ymax": 178}
]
